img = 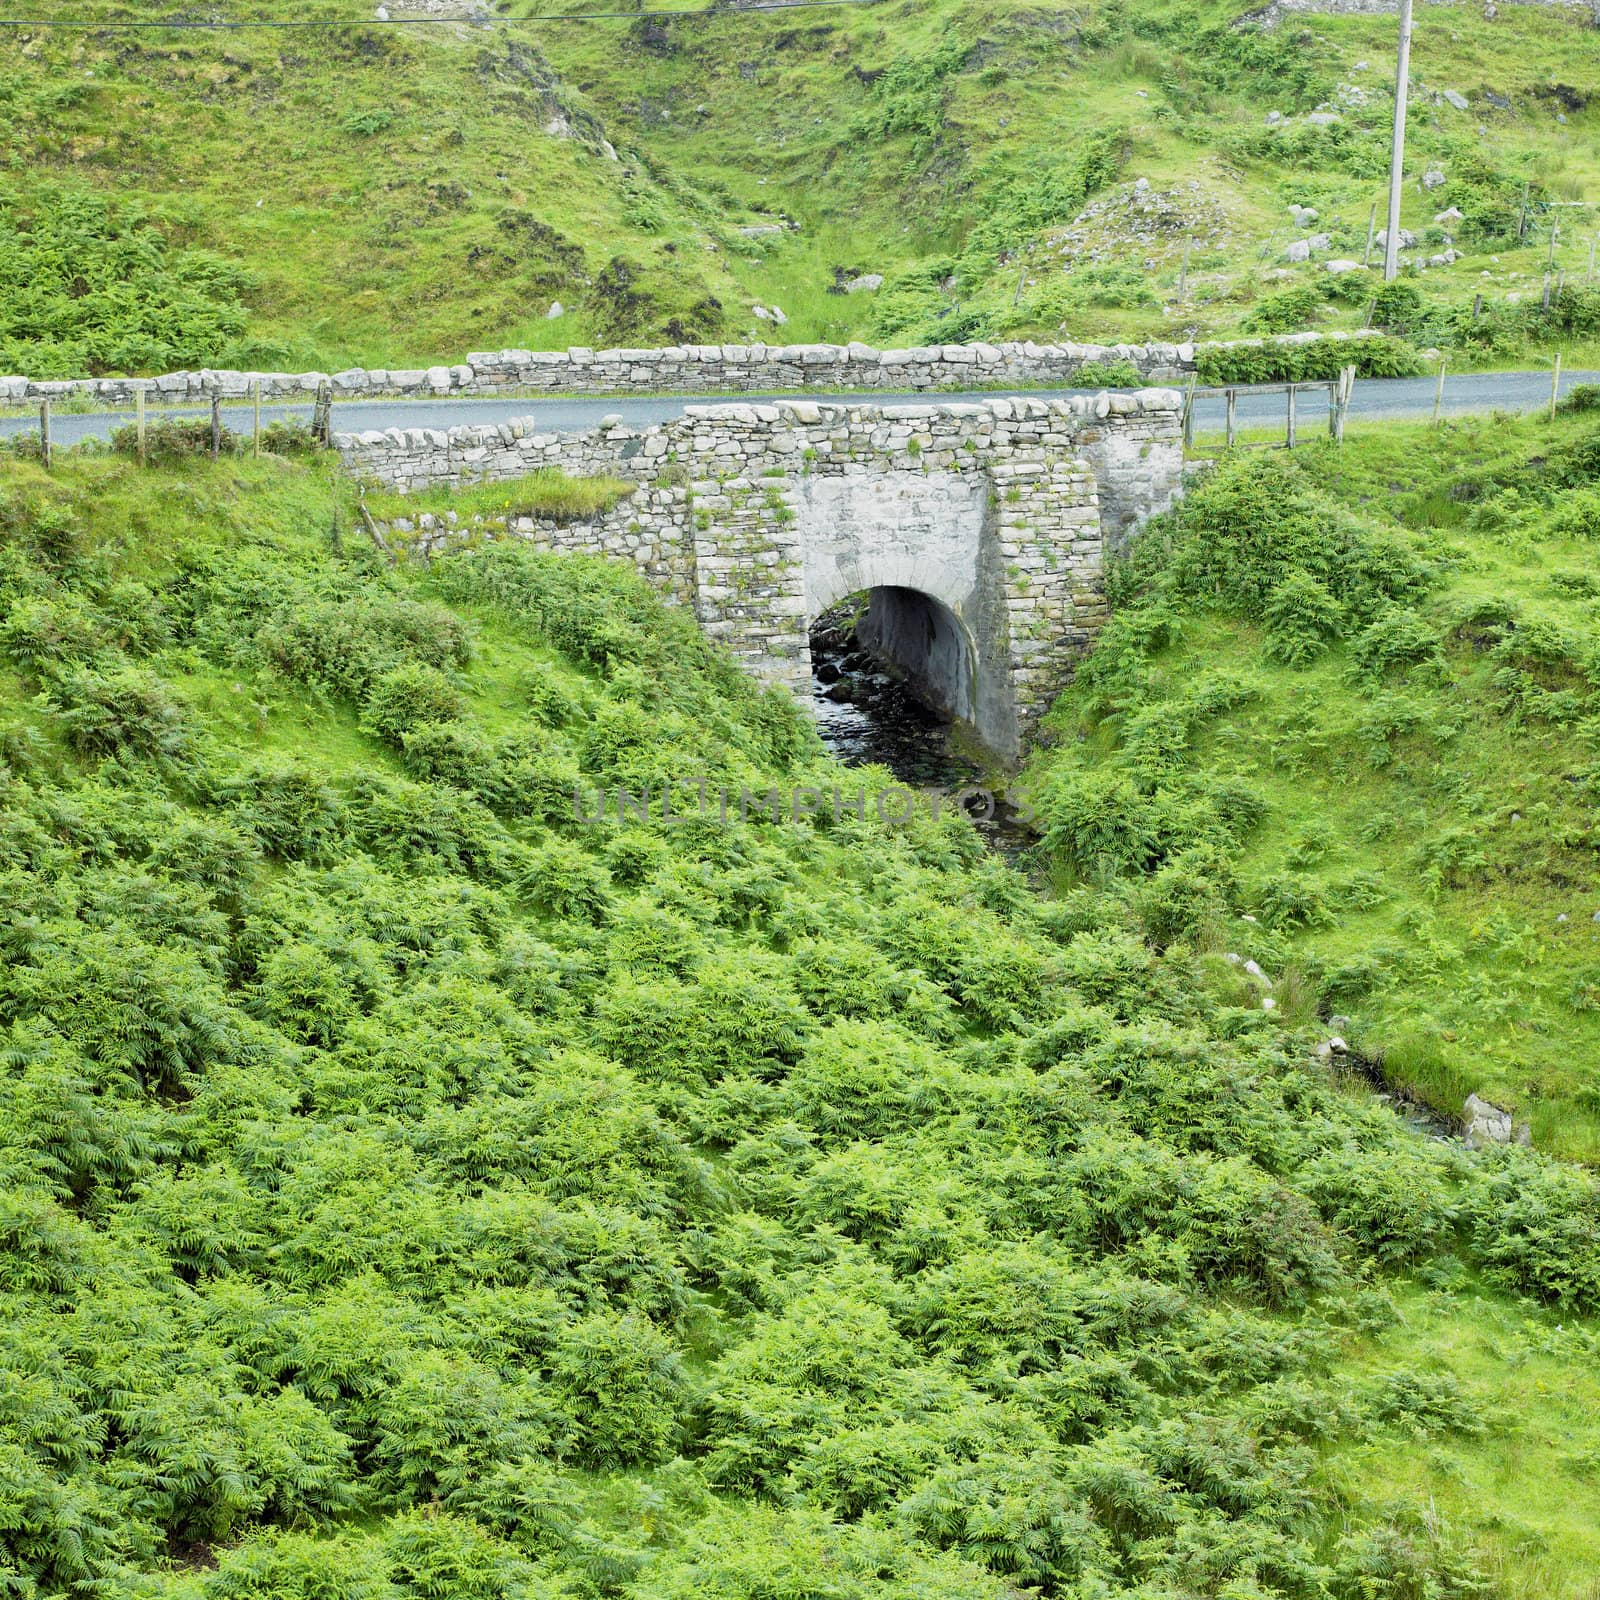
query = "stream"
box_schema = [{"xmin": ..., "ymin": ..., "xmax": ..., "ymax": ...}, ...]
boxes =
[{"xmin": 808, "ymin": 603, "xmax": 1035, "ymax": 858}]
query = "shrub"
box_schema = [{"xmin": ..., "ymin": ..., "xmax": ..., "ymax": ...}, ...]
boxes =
[
  {"xmin": 202, "ymin": 1531, "xmax": 389, "ymax": 1600},
  {"xmin": 551, "ymin": 1312, "xmax": 688, "ymax": 1470},
  {"xmin": 44, "ymin": 664, "xmax": 192, "ymax": 764},
  {"xmin": 1559, "ymin": 382, "xmax": 1600, "ymax": 416},
  {"xmin": 1243, "ymin": 286, "xmax": 1321, "ymax": 336},
  {"xmin": 1462, "ymin": 1151, "xmax": 1600, "ymax": 1312},
  {"xmin": 1297, "ymin": 1145, "xmax": 1454, "ymax": 1263},
  {"xmin": 520, "ymin": 840, "xmax": 613, "ymax": 923},
  {"xmin": 1349, "ymin": 608, "xmax": 1440, "ymax": 679},
  {"xmin": 111, "ymin": 416, "xmax": 242, "ymax": 460},
  {"xmin": 1195, "ymin": 334, "xmax": 1420, "ymax": 385},
  {"xmin": 361, "ymin": 664, "xmax": 465, "ymax": 745},
  {"xmin": 220, "ymin": 759, "xmax": 350, "ymax": 863},
  {"xmin": 1262, "ymin": 572, "xmax": 1343, "ymax": 666},
  {"xmin": 1072, "ymin": 357, "xmax": 1144, "ymax": 387}
]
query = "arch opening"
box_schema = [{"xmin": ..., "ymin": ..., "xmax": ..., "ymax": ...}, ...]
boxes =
[{"xmin": 809, "ymin": 587, "xmax": 982, "ymax": 772}]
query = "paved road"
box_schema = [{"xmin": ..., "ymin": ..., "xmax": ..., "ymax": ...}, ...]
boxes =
[{"xmin": 5, "ymin": 369, "xmax": 1593, "ymax": 448}]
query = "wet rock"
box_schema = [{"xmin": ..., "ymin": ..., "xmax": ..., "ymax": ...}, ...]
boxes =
[{"xmin": 816, "ymin": 661, "xmax": 842, "ymax": 685}]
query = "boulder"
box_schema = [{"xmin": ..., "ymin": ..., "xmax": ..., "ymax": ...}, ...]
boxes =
[
  {"xmin": 844, "ymin": 273, "xmax": 884, "ymax": 294},
  {"xmin": 1326, "ymin": 258, "xmax": 1364, "ymax": 275},
  {"xmin": 1422, "ymin": 168, "xmax": 1447, "ymax": 190},
  {"xmin": 1441, "ymin": 89, "xmax": 1469, "ymax": 111},
  {"xmin": 1434, "ymin": 206, "xmax": 1464, "ymax": 224},
  {"xmin": 1464, "ymin": 1093, "xmax": 1523, "ymax": 1148},
  {"xmin": 546, "ymin": 301, "xmax": 564, "ymax": 319},
  {"xmin": 1305, "ymin": 111, "xmax": 1341, "ymax": 126}
]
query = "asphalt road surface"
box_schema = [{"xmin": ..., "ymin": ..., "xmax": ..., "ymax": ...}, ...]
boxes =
[{"xmin": 5, "ymin": 369, "xmax": 1594, "ymax": 449}]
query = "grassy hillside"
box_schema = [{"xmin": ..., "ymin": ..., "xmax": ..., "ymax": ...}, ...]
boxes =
[
  {"xmin": 1025, "ymin": 401, "xmax": 1600, "ymax": 1162},
  {"xmin": 4, "ymin": 0, "xmax": 1599, "ymax": 374},
  {"xmin": 1, "ymin": 446, "xmax": 1599, "ymax": 1597}
]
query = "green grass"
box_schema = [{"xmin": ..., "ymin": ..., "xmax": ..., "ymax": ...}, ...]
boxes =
[{"xmin": 360, "ymin": 468, "xmax": 636, "ymax": 524}]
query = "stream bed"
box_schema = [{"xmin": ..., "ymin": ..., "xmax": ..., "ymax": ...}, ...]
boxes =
[{"xmin": 809, "ymin": 607, "xmax": 1035, "ymax": 858}]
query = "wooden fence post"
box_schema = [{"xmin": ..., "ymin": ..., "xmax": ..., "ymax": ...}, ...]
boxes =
[
  {"xmin": 1182, "ymin": 377, "xmax": 1197, "ymax": 448},
  {"xmin": 1327, "ymin": 378, "xmax": 1339, "ymax": 439},
  {"xmin": 253, "ymin": 381, "xmax": 261, "ymax": 458},
  {"xmin": 1285, "ymin": 384, "xmax": 1297, "ymax": 449},
  {"xmin": 210, "ymin": 393, "xmax": 222, "ymax": 461},
  {"xmin": 1178, "ymin": 237, "xmax": 1192, "ymax": 301},
  {"xmin": 1363, "ymin": 201, "xmax": 1378, "ymax": 267},
  {"xmin": 1551, "ymin": 352, "xmax": 1563, "ymax": 421},
  {"xmin": 1589, "ymin": 238, "xmax": 1597, "ymax": 284},
  {"xmin": 1472, "ymin": 292, "xmax": 1483, "ymax": 319},
  {"xmin": 312, "ymin": 380, "xmax": 333, "ymax": 448},
  {"xmin": 1432, "ymin": 358, "xmax": 1447, "ymax": 427},
  {"xmin": 1336, "ymin": 365, "xmax": 1356, "ymax": 443},
  {"xmin": 1225, "ymin": 388, "xmax": 1237, "ymax": 448},
  {"xmin": 39, "ymin": 398, "xmax": 51, "ymax": 470},
  {"xmin": 136, "ymin": 386, "xmax": 147, "ymax": 467}
]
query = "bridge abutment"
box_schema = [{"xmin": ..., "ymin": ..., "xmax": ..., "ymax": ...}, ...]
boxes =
[{"xmin": 336, "ymin": 392, "xmax": 1183, "ymax": 757}]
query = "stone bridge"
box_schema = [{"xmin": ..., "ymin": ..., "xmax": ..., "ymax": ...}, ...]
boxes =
[{"xmin": 336, "ymin": 393, "xmax": 1183, "ymax": 760}]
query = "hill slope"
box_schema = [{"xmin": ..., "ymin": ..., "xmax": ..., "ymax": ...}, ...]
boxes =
[
  {"xmin": 0, "ymin": 447, "xmax": 1598, "ymax": 1597},
  {"xmin": 1025, "ymin": 403, "xmax": 1600, "ymax": 1162},
  {"xmin": 5, "ymin": 0, "xmax": 1599, "ymax": 373}
]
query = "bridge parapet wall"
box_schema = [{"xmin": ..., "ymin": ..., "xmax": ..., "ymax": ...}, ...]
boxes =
[{"xmin": 7, "ymin": 330, "xmax": 1365, "ymax": 407}]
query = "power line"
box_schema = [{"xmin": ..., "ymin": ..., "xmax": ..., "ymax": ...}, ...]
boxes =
[{"xmin": 0, "ymin": 1, "xmax": 878, "ymax": 26}]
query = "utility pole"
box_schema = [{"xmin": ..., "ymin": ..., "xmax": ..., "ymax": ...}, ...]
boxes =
[{"xmin": 1383, "ymin": 0, "xmax": 1414, "ymax": 283}]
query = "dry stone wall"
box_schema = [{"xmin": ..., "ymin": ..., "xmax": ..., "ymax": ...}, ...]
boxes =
[
  {"xmin": 6, "ymin": 331, "xmax": 1368, "ymax": 407},
  {"xmin": 337, "ymin": 392, "xmax": 1183, "ymax": 757}
]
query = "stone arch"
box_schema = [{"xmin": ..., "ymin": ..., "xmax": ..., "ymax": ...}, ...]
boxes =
[
  {"xmin": 793, "ymin": 469, "xmax": 1019, "ymax": 756},
  {"xmin": 805, "ymin": 553, "xmax": 1009, "ymax": 749}
]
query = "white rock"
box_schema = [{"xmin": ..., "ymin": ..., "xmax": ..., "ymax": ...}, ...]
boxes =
[
  {"xmin": 1326, "ymin": 258, "xmax": 1364, "ymax": 275},
  {"xmin": 844, "ymin": 274, "xmax": 884, "ymax": 294},
  {"xmin": 546, "ymin": 301, "xmax": 564, "ymax": 319},
  {"xmin": 1442, "ymin": 89, "xmax": 1469, "ymax": 111},
  {"xmin": 769, "ymin": 305, "xmax": 788, "ymax": 325},
  {"xmin": 1422, "ymin": 168, "xmax": 1447, "ymax": 191},
  {"xmin": 1464, "ymin": 1093, "xmax": 1528, "ymax": 1148},
  {"xmin": 1286, "ymin": 240, "xmax": 1312, "ymax": 263},
  {"xmin": 1265, "ymin": 110, "xmax": 1283, "ymax": 127},
  {"xmin": 1305, "ymin": 111, "xmax": 1341, "ymax": 126},
  {"xmin": 1434, "ymin": 206, "xmax": 1464, "ymax": 224},
  {"xmin": 1243, "ymin": 959, "xmax": 1271, "ymax": 986},
  {"xmin": 374, "ymin": 4, "xmax": 388, "ymax": 17}
]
